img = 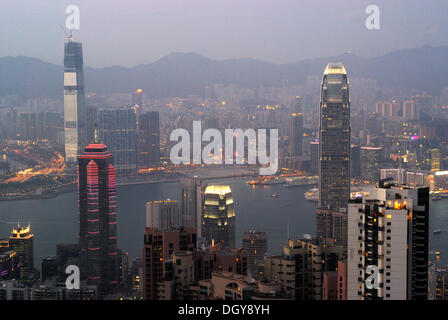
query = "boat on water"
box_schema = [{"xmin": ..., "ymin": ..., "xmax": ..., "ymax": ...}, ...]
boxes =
[
  {"xmin": 283, "ymin": 176, "xmax": 318, "ymax": 188},
  {"xmin": 304, "ymin": 188, "xmax": 319, "ymax": 202},
  {"xmin": 433, "ymin": 229, "xmax": 442, "ymax": 234},
  {"xmin": 432, "ymin": 194, "xmax": 442, "ymax": 201},
  {"xmin": 271, "ymin": 193, "xmax": 279, "ymax": 198}
]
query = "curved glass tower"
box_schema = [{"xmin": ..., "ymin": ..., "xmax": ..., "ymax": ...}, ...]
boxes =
[{"xmin": 318, "ymin": 63, "xmax": 350, "ymax": 211}]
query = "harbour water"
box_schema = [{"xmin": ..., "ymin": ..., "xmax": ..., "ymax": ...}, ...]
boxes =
[{"xmin": 0, "ymin": 177, "xmax": 445, "ymax": 267}]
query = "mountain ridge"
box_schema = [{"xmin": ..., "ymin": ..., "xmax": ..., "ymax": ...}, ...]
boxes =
[{"xmin": 1, "ymin": 45, "xmax": 447, "ymax": 99}]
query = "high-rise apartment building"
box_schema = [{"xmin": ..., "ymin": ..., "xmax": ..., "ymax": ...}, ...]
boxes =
[
  {"xmin": 264, "ymin": 238, "xmax": 343, "ymax": 300},
  {"xmin": 242, "ymin": 231, "xmax": 267, "ymax": 276},
  {"xmin": 360, "ymin": 146, "xmax": 381, "ymax": 182},
  {"xmin": 347, "ymin": 181, "xmax": 429, "ymax": 300},
  {"xmin": 316, "ymin": 208, "xmax": 347, "ymax": 251},
  {"xmin": 64, "ymin": 39, "xmax": 87, "ymax": 165},
  {"xmin": 78, "ymin": 140, "xmax": 119, "ymax": 297},
  {"xmin": 318, "ymin": 63, "xmax": 350, "ymax": 211},
  {"xmin": 202, "ymin": 185, "xmax": 235, "ymax": 249},
  {"xmin": 146, "ymin": 199, "xmax": 181, "ymax": 230},
  {"xmin": 142, "ymin": 227, "xmax": 196, "ymax": 300}
]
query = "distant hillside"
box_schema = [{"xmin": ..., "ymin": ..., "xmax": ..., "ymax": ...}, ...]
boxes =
[{"xmin": 1, "ymin": 45, "xmax": 447, "ymax": 99}]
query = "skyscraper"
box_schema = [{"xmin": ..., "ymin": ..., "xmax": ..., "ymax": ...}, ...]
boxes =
[
  {"xmin": 137, "ymin": 111, "xmax": 160, "ymax": 169},
  {"xmin": 9, "ymin": 224, "xmax": 34, "ymax": 280},
  {"xmin": 64, "ymin": 38, "xmax": 87, "ymax": 165},
  {"xmin": 181, "ymin": 177, "xmax": 203, "ymax": 237},
  {"xmin": 289, "ymin": 113, "xmax": 303, "ymax": 157},
  {"xmin": 202, "ymin": 185, "xmax": 235, "ymax": 249},
  {"xmin": 98, "ymin": 108, "xmax": 137, "ymax": 173},
  {"xmin": 347, "ymin": 181, "xmax": 429, "ymax": 300},
  {"xmin": 78, "ymin": 139, "xmax": 119, "ymax": 297},
  {"xmin": 318, "ymin": 62, "xmax": 350, "ymax": 211}
]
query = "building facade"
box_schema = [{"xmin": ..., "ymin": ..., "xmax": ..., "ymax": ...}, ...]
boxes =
[
  {"xmin": 202, "ymin": 185, "xmax": 235, "ymax": 249},
  {"xmin": 64, "ymin": 39, "xmax": 87, "ymax": 165},
  {"xmin": 318, "ymin": 63, "xmax": 350, "ymax": 211},
  {"xmin": 347, "ymin": 182, "xmax": 429, "ymax": 300},
  {"xmin": 78, "ymin": 141, "xmax": 119, "ymax": 297}
]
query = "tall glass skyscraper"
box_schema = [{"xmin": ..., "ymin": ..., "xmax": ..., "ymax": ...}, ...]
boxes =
[
  {"xmin": 202, "ymin": 185, "xmax": 235, "ymax": 249},
  {"xmin": 78, "ymin": 140, "xmax": 118, "ymax": 297},
  {"xmin": 64, "ymin": 38, "xmax": 87, "ymax": 165},
  {"xmin": 318, "ymin": 63, "xmax": 351, "ymax": 211},
  {"xmin": 98, "ymin": 108, "xmax": 137, "ymax": 173}
]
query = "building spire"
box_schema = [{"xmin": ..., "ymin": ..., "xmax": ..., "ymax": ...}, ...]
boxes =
[{"xmin": 94, "ymin": 122, "xmax": 99, "ymax": 144}]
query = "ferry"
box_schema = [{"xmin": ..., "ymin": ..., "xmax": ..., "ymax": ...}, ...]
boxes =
[{"xmin": 283, "ymin": 176, "xmax": 318, "ymax": 187}]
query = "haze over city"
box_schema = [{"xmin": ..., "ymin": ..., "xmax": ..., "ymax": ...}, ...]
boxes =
[
  {"xmin": 0, "ymin": 0, "xmax": 448, "ymax": 307},
  {"xmin": 1, "ymin": 0, "xmax": 448, "ymax": 67}
]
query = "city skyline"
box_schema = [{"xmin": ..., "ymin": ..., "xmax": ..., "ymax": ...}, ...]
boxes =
[{"xmin": 0, "ymin": 0, "xmax": 445, "ymax": 303}]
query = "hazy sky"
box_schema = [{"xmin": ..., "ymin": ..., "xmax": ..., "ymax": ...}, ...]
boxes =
[{"xmin": 0, "ymin": 0, "xmax": 447, "ymax": 68}]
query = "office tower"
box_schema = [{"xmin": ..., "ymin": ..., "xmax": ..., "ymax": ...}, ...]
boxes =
[
  {"xmin": 289, "ymin": 113, "xmax": 303, "ymax": 157},
  {"xmin": 202, "ymin": 185, "xmax": 235, "ymax": 249},
  {"xmin": 98, "ymin": 108, "xmax": 137, "ymax": 173},
  {"xmin": 431, "ymin": 149, "xmax": 441, "ymax": 172},
  {"xmin": 350, "ymin": 145, "xmax": 361, "ymax": 178},
  {"xmin": 181, "ymin": 177, "xmax": 202, "ymax": 236},
  {"xmin": 64, "ymin": 38, "xmax": 87, "ymax": 165},
  {"xmin": 146, "ymin": 199, "xmax": 181, "ymax": 229},
  {"xmin": 137, "ymin": 111, "xmax": 160, "ymax": 169},
  {"xmin": 264, "ymin": 238, "xmax": 343, "ymax": 300},
  {"xmin": 9, "ymin": 224, "xmax": 34, "ymax": 280},
  {"xmin": 242, "ymin": 231, "xmax": 267, "ymax": 276},
  {"xmin": 310, "ymin": 141, "xmax": 319, "ymax": 175},
  {"xmin": 132, "ymin": 89, "xmax": 144, "ymax": 107},
  {"xmin": 86, "ymin": 106, "xmax": 98, "ymax": 145},
  {"xmin": 41, "ymin": 256, "xmax": 58, "ymax": 282},
  {"xmin": 78, "ymin": 139, "xmax": 119, "ymax": 297},
  {"xmin": 316, "ymin": 208, "xmax": 347, "ymax": 251},
  {"xmin": 360, "ymin": 147, "xmax": 381, "ymax": 182},
  {"xmin": 318, "ymin": 63, "xmax": 350, "ymax": 211},
  {"xmin": 142, "ymin": 227, "xmax": 196, "ymax": 300},
  {"xmin": 347, "ymin": 181, "xmax": 429, "ymax": 300}
]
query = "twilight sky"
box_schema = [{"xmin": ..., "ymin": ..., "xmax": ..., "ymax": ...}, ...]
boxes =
[{"xmin": 0, "ymin": 0, "xmax": 447, "ymax": 68}]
